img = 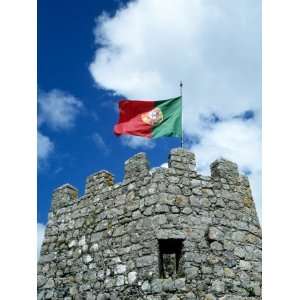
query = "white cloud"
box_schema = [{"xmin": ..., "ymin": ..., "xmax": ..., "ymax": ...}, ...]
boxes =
[
  {"xmin": 160, "ymin": 162, "xmax": 168, "ymax": 168},
  {"xmin": 92, "ymin": 133, "xmax": 110, "ymax": 154},
  {"xmin": 191, "ymin": 119, "xmax": 261, "ymax": 175},
  {"xmin": 37, "ymin": 223, "xmax": 46, "ymax": 258},
  {"xmin": 37, "ymin": 89, "xmax": 83, "ymax": 167},
  {"xmin": 37, "ymin": 131, "xmax": 54, "ymax": 162},
  {"xmin": 121, "ymin": 136, "xmax": 155, "ymax": 149},
  {"xmin": 89, "ymin": 0, "xmax": 260, "ymax": 134},
  {"xmin": 38, "ymin": 89, "xmax": 83, "ymax": 130},
  {"xmin": 89, "ymin": 0, "xmax": 261, "ymax": 216},
  {"xmin": 190, "ymin": 118, "xmax": 261, "ymax": 220}
]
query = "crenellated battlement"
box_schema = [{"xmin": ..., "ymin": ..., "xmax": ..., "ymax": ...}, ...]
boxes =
[
  {"xmin": 38, "ymin": 148, "xmax": 261, "ymax": 300},
  {"xmin": 85, "ymin": 170, "xmax": 115, "ymax": 195},
  {"xmin": 50, "ymin": 148, "xmax": 252, "ymax": 213}
]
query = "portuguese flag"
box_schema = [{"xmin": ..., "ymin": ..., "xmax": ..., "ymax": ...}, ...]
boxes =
[{"xmin": 114, "ymin": 96, "xmax": 182, "ymax": 139}]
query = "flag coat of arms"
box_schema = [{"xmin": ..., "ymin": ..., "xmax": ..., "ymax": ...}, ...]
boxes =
[{"xmin": 114, "ymin": 97, "xmax": 182, "ymax": 139}]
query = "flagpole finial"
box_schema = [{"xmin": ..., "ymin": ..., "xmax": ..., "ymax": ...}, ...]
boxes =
[{"xmin": 180, "ymin": 81, "xmax": 183, "ymax": 98}]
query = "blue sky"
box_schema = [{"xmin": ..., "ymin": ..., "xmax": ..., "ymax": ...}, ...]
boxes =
[
  {"xmin": 38, "ymin": 0, "xmax": 182, "ymax": 225},
  {"xmin": 38, "ymin": 0, "xmax": 261, "ymax": 250}
]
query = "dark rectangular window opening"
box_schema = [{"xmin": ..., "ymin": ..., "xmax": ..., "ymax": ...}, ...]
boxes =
[{"xmin": 158, "ymin": 239, "xmax": 184, "ymax": 279}]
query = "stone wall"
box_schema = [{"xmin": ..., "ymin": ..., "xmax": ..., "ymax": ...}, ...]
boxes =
[{"xmin": 38, "ymin": 148, "xmax": 261, "ymax": 300}]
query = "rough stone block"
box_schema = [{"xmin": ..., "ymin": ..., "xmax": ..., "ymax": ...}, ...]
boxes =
[{"xmin": 208, "ymin": 227, "xmax": 224, "ymax": 242}]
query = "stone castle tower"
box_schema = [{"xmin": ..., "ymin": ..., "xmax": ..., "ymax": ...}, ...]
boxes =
[{"xmin": 38, "ymin": 148, "xmax": 262, "ymax": 300}]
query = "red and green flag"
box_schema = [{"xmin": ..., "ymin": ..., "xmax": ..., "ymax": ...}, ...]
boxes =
[{"xmin": 114, "ymin": 97, "xmax": 182, "ymax": 139}]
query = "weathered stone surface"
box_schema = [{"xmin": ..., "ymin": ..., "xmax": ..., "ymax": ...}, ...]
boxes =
[
  {"xmin": 151, "ymin": 279, "xmax": 162, "ymax": 293},
  {"xmin": 186, "ymin": 266, "xmax": 198, "ymax": 280},
  {"xmin": 210, "ymin": 241, "xmax": 223, "ymax": 251},
  {"xmin": 211, "ymin": 279, "xmax": 225, "ymax": 293},
  {"xmin": 239, "ymin": 260, "xmax": 252, "ymax": 271},
  {"xmin": 234, "ymin": 247, "xmax": 246, "ymax": 258},
  {"xmin": 128, "ymin": 271, "xmax": 137, "ymax": 284},
  {"xmin": 204, "ymin": 294, "xmax": 217, "ymax": 300},
  {"xmin": 162, "ymin": 278, "xmax": 175, "ymax": 292},
  {"xmin": 174, "ymin": 278, "xmax": 185, "ymax": 290},
  {"xmin": 38, "ymin": 148, "xmax": 261, "ymax": 300},
  {"xmin": 141, "ymin": 280, "xmax": 151, "ymax": 292},
  {"xmin": 208, "ymin": 227, "xmax": 224, "ymax": 241},
  {"xmin": 136, "ymin": 255, "xmax": 155, "ymax": 267}
]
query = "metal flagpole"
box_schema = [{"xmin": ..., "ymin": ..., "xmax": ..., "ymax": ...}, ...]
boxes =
[{"xmin": 180, "ymin": 81, "xmax": 183, "ymax": 148}]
